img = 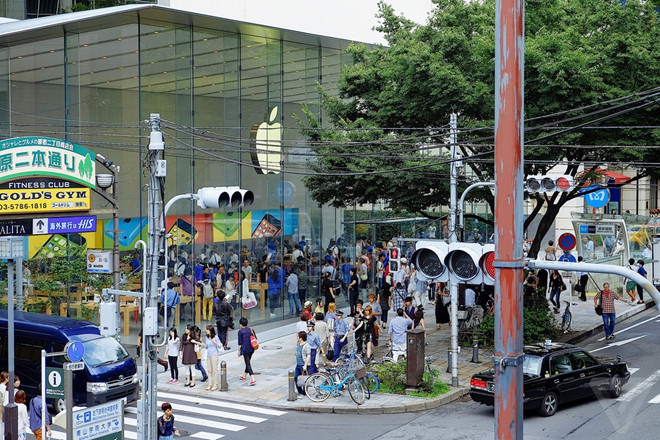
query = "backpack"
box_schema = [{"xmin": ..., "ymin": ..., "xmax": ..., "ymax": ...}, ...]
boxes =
[
  {"xmin": 181, "ymin": 275, "xmax": 194, "ymax": 296},
  {"xmin": 202, "ymin": 279, "xmax": 214, "ymax": 299}
]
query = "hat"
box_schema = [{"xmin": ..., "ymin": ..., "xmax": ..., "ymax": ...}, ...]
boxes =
[
  {"xmin": 400, "ymin": 257, "xmax": 407, "ymax": 264},
  {"xmin": 306, "ymin": 321, "xmax": 315, "ymax": 328},
  {"xmin": 304, "ymin": 301, "xmax": 313, "ymax": 308},
  {"xmin": 336, "ymin": 310, "xmax": 344, "ymax": 316}
]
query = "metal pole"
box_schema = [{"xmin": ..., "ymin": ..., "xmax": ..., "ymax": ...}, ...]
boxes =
[
  {"xmin": 41, "ymin": 350, "xmax": 46, "ymax": 440},
  {"xmin": 471, "ymin": 338, "xmax": 480, "ymax": 363},
  {"xmin": 6, "ymin": 259, "xmax": 17, "ymax": 440},
  {"xmin": 220, "ymin": 361, "xmax": 228, "ymax": 391},
  {"xmin": 494, "ymin": 0, "xmax": 525, "ymax": 437},
  {"xmin": 448, "ymin": 113, "xmax": 461, "ymax": 387},
  {"xmin": 112, "ymin": 166, "xmax": 121, "ymax": 336},
  {"xmin": 446, "ymin": 347, "xmax": 452, "ymax": 373},
  {"xmin": 65, "ymin": 368, "xmax": 73, "ymax": 440},
  {"xmin": 288, "ymin": 369, "xmax": 297, "ymax": 401},
  {"xmin": 16, "ymin": 257, "xmax": 23, "ymax": 310},
  {"xmin": 459, "ymin": 182, "xmax": 496, "ymax": 239}
]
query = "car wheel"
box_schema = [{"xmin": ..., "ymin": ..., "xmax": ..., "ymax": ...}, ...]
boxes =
[
  {"xmin": 608, "ymin": 374, "xmax": 623, "ymax": 398},
  {"xmin": 538, "ymin": 391, "xmax": 558, "ymax": 417},
  {"xmin": 52, "ymin": 398, "xmax": 66, "ymax": 414}
]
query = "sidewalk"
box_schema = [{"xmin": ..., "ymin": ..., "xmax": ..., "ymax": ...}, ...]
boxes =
[{"xmin": 144, "ymin": 292, "xmax": 655, "ymax": 415}]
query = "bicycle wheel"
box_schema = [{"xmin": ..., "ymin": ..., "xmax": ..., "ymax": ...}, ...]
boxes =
[
  {"xmin": 347, "ymin": 376, "xmax": 366, "ymax": 405},
  {"xmin": 360, "ymin": 373, "xmax": 379, "ymax": 395},
  {"xmin": 304, "ymin": 373, "xmax": 332, "ymax": 402},
  {"xmin": 561, "ymin": 310, "xmax": 572, "ymax": 333}
]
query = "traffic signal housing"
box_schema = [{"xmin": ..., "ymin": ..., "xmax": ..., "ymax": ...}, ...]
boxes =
[
  {"xmin": 389, "ymin": 247, "xmax": 400, "ymax": 272},
  {"xmin": 411, "ymin": 241, "xmax": 494, "ymax": 285},
  {"xmin": 525, "ymin": 175, "xmax": 574, "ymax": 193},
  {"xmin": 196, "ymin": 186, "xmax": 254, "ymax": 209}
]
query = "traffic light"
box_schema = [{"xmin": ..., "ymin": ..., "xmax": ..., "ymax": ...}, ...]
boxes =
[
  {"xmin": 389, "ymin": 247, "xmax": 400, "ymax": 272},
  {"xmin": 525, "ymin": 175, "xmax": 574, "ymax": 193},
  {"xmin": 196, "ymin": 186, "xmax": 254, "ymax": 209},
  {"xmin": 411, "ymin": 241, "xmax": 495, "ymax": 285}
]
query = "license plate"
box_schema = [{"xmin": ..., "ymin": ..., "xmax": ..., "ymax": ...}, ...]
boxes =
[{"xmin": 487, "ymin": 382, "xmax": 494, "ymax": 392}]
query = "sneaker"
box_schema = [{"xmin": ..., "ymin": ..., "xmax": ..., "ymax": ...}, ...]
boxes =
[
  {"xmin": 167, "ymin": 379, "xmax": 174, "ymax": 384},
  {"xmin": 239, "ymin": 375, "xmax": 247, "ymax": 380},
  {"xmin": 206, "ymin": 386, "xmax": 212, "ymax": 390},
  {"xmin": 269, "ymin": 313, "xmax": 276, "ymax": 317},
  {"xmin": 249, "ymin": 380, "xmax": 256, "ymax": 386},
  {"xmin": 610, "ymin": 334, "xmax": 615, "ymax": 339},
  {"xmin": 172, "ymin": 379, "xmax": 179, "ymax": 384},
  {"xmin": 210, "ymin": 386, "xmax": 218, "ymax": 391}
]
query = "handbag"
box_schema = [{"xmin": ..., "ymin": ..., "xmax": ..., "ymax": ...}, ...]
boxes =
[
  {"xmin": 296, "ymin": 372, "xmax": 308, "ymax": 387},
  {"xmin": 360, "ymin": 274, "xmax": 368, "ymax": 281},
  {"xmin": 560, "ymin": 282, "xmax": 567, "ymax": 292},
  {"xmin": 595, "ymin": 291, "xmax": 603, "ymax": 316},
  {"xmin": 250, "ymin": 329, "xmax": 259, "ymax": 350}
]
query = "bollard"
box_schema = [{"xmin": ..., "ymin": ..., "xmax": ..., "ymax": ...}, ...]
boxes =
[
  {"xmin": 220, "ymin": 360, "xmax": 228, "ymax": 391},
  {"xmin": 446, "ymin": 347, "xmax": 452, "ymax": 373},
  {"xmin": 288, "ymin": 369, "xmax": 298, "ymax": 401},
  {"xmin": 471, "ymin": 337, "xmax": 480, "ymax": 363}
]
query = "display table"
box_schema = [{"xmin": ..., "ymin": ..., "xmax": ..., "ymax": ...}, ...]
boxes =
[
  {"xmin": 59, "ymin": 302, "xmax": 135, "ymax": 336},
  {"xmin": 248, "ymin": 282, "xmax": 268, "ymax": 310}
]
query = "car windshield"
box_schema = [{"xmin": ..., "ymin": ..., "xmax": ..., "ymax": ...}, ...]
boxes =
[
  {"xmin": 82, "ymin": 337, "xmax": 130, "ymax": 368},
  {"xmin": 523, "ymin": 354, "xmax": 542, "ymax": 376}
]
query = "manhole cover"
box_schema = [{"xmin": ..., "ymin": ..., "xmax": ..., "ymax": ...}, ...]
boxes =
[{"xmin": 261, "ymin": 345, "xmax": 282, "ymax": 350}]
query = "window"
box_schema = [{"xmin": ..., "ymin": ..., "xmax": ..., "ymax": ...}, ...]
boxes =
[
  {"xmin": 523, "ymin": 355, "xmax": 542, "ymax": 376},
  {"xmin": 550, "ymin": 354, "xmax": 573, "ymax": 374},
  {"xmin": 571, "ymin": 350, "xmax": 597, "ymax": 369}
]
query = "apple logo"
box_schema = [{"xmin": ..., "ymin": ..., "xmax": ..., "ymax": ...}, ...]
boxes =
[{"xmin": 251, "ymin": 106, "xmax": 283, "ymax": 174}]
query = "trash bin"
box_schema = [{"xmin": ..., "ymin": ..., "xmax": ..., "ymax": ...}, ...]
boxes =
[{"xmin": 406, "ymin": 327, "xmax": 425, "ymax": 387}]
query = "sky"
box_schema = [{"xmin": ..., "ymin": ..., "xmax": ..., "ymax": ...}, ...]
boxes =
[{"xmin": 159, "ymin": 0, "xmax": 435, "ymax": 44}]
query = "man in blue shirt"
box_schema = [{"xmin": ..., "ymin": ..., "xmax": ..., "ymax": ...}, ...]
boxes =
[
  {"xmin": 332, "ymin": 310, "xmax": 350, "ymax": 362},
  {"xmin": 29, "ymin": 390, "xmax": 52, "ymax": 439},
  {"xmin": 160, "ymin": 282, "xmax": 180, "ymax": 327},
  {"xmin": 306, "ymin": 321, "xmax": 322, "ymax": 374},
  {"xmin": 130, "ymin": 251, "xmax": 142, "ymax": 273},
  {"xmin": 388, "ymin": 308, "xmax": 412, "ymax": 362}
]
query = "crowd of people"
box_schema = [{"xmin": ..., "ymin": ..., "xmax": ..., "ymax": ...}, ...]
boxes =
[{"xmin": 0, "ymin": 373, "xmax": 52, "ymax": 440}]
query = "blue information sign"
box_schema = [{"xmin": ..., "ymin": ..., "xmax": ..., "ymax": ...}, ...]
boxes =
[
  {"xmin": 65, "ymin": 341, "xmax": 85, "ymax": 362},
  {"xmin": 558, "ymin": 251, "xmax": 576, "ymax": 262}
]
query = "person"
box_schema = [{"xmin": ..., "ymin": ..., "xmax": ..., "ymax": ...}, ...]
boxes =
[
  {"xmin": 523, "ymin": 275, "xmax": 537, "ymax": 307},
  {"xmin": 29, "ymin": 387, "xmax": 52, "ymax": 440},
  {"xmin": 286, "ymin": 270, "xmax": 301, "ymax": 315},
  {"xmin": 352, "ymin": 305, "xmax": 377, "ymax": 361},
  {"xmin": 164, "ymin": 327, "xmax": 180, "ymax": 384},
  {"xmin": 643, "ymin": 243, "xmax": 653, "ymax": 261},
  {"xmin": 358, "ymin": 256, "xmax": 369, "ymax": 297},
  {"xmin": 391, "ymin": 281, "xmax": 407, "ymax": 312},
  {"xmin": 548, "ymin": 269, "xmax": 564, "ymax": 313},
  {"xmin": 301, "ymin": 300, "xmax": 313, "ymax": 321},
  {"xmin": 435, "ymin": 282, "xmax": 450, "ymax": 329},
  {"xmin": 413, "ymin": 308, "xmax": 426, "ymax": 331},
  {"xmin": 378, "ymin": 275, "xmax": 392, "ymax": 329},
  {"xmin": 366, "ymin": 293, "xmax": 382, "ymax": 326},
  {"xmin": 536, "ymin": 268, "xmax": 549, "ymax": 295},
  {"xmin": 295, "ymin": 331, "xmax": 311, "ymax": 395},
  {"xmin": 0, "ymin": 371, "xmax": 7, "ymax": 437},
  {"xmin": 603, "ymin": 235, "xmax": 616, "ymax": 256},
  {"xmin": 584, "ymin": 236, "xmax": 595, "ymax": 259},
  {"xmin": 543, "ymin": 240, "xmax": 556, "ymax": 261},
  {"xmin": 200, "ymin": 327, "xmax": 221, "ymax": 392},
  {"xmin": 325, "ymin": 302, "xmax": 337, "ymax": 328},
  {"xmin": 624, "ymin": 258, "xmax": 637, "ymax": 302},
  {"xmin": 160, "ymin": 281, "xmax": 180, "ymax": 327},
  {"xmin": 130, "ymin": 250, "xmax": 142, "ymax": 273},
  {"xmin": 313, "ymin": 312, "xmax": 329, "ymax": 366},
  {"xmin": 200, "ymin": 268, "xmax": 215, "ymax": 321},
  {"xmin": 471, "ymin": 228, "xmax": 482, "ymax": 243},
  {"xmin": 266, "ymin": 263, "xmax": 284, "ymax": 317},
  {"xmin": 292, "ymin": 244, "xmax": 304, "ymax": 264},
  {"xmin": 314, "ymin": 298, "xmax": 324, "ymax": 315},
  {"xmin": 388, "ymin": 308, "xmax": 412, "ymax": 362},
  {"xmin": 297, "ymin": 267, "xmax": 308, "ymax": 305},
  {"xmin": 241, "ymin": 259, "xmax": 253, "ymax": 282},
  {"xmin": 320, "ymin": 272, "xmax": 336, "ymax": 314},
  {"xmin": 157, "ymin": 402, "xmax": 179, "ymax": 440},
  {"xmin": 636, "ymin": 260, "xmax": 647, "ymax": 304},
  {"xmin": 332, "ymin": 310, "xmax": 350, "ymax": 362},
  {"xmin": 214, "ymin": 291, "xmax": 233, "ymax": 350},
  {"xmin": 305, "ymin": 321, "xmax": 322, "ymax": 374},
  {"xmin": 347, "ymin": 268, "xmax": 359, "ymax": 315},
  {"xmin": 594, "ymin": 282, "xmax": 632, "ymax": 340},
  {"xmin": 237, "ymin": 317, "xmax": 256, "ymax": 385},
  {"xmin": 402, "ymin": 296, "xmax": 416, "ymax": 321},
  {"xmin": 14, "ymin": 389, "xmax": 29, "ymax": 440},
  {"xmin": 464, "ymin": 287, "xmax": 476, "ymax": 308},
  {"xmin": 180, "ymin": 324, "xmax": 198, "ymax": 388},
  {"xmin": 411, "ymin": 268, "xmax": 427, "ymax": 308},
  {"xmin": 192, "ymin": 326, "xmax": 208, "ymax": 383},
  {"xmin": 576, "ymin": 256, "xmax": 588, "ymax": 302}
]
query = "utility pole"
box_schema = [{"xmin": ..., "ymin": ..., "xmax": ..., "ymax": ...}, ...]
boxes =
[
  {"xmin": 493, "ymin": 0, "xmax": 525, "ymax": 438},
  {"xmin": 448, "ymin": 112, "xmax": 460, "ymax": 387}
]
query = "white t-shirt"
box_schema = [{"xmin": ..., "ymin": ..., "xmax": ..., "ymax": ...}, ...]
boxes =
[{"xmin": 465, "ymin": 288, "xmax": 476, "ymax": 308}]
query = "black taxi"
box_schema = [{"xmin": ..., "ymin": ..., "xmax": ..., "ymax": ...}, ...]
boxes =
[{"xmin": 469, "ymin": 341, "xmax": 631, "ymax": 416}]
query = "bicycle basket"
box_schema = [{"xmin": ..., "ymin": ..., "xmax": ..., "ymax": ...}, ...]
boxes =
[
  {"xmin": 457, "ymin": 310, "xmax": 469, "ymax": 320},
  {"xmin": 355, "ymin": 368, "xmax": 367, "ymax": 379}
]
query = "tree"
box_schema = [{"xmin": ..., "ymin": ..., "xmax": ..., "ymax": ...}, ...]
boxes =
[{"xmin": 299, "ymin": 0, "xmax": 660, "ymax": 256}]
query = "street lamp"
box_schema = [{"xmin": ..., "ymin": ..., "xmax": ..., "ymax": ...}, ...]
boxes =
[
  {"xmin": 0, "ymin": 236, "xmax": 24, "ymax": 440},
  {"xmin": 96, "ymin": 155, "xmax": 121, "ymax": 336}
]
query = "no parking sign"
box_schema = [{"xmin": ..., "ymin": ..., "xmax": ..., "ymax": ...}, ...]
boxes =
[{"xmin": 558, "ymin": 233, "xmax": 577, "ymax": 251}]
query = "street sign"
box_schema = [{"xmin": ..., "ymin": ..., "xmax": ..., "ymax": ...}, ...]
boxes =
[
  {"xmin": 582, "ymin": 185, "xmax": 610, "ymax": 208},
  {"xmin": 0, "ymin": 215, "xmax": 96, "ymax": 236},
  {"xmin": 87, "ymin": 249, "xmax": 113, "ymax": 274},
  {"xmin": 65, "ymin": 341, "xmax": 85, "ymax": 362},
  {"xmin": 73, "ymin": 399, "xmax": 124, "ymax": 440},
  {"xmin": 558, "ymin": 251, "xmax": 576, "ymax": 262},
  {"xmin": 46, "ymin": 367, "xmax": 64, "ymax": 399},
  {"xmin": 64, "ymin": 361, "xmax": 85, "ymax": 371},
  {"xmin": 579, "ymin": 223, "xmax": 616, "ymax": 236},
  {"xmin": 558, "ymin": 233, "xmax": 577, "ymax": 251}
]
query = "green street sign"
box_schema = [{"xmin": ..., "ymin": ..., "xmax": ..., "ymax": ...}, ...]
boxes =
[{"xmin": 46, "ymin": 367, "xmax": 64, "ymax": 399}]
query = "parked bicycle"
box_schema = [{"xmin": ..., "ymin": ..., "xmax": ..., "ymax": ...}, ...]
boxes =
[
  {"xmin": 305, "ymin": 359, "xmax": 368, "ymax": 405},
  {"xmin": 561, "ymin": 300, "xmax": 573, "ymax": 334}
]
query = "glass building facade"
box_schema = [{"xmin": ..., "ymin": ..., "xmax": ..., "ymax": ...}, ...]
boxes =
[{"xmin": 0, "ymin": 5, "xmax": 356, "ymax": 323}]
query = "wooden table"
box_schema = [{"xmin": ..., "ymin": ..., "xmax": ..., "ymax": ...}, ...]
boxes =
[
  {"xmin": 249, "ymin": 282, "xmax": 268, "ymax": 310},
  {"xmin": 1, "ymin": 297, "xmax": 52, "ymax": 315}
]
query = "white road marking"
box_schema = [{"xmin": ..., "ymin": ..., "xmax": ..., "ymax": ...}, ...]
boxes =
[
  {"xmin": 628, "ymin": 367, "xmax": 640, "ymax": 375},
  {"xmin": 617, "ymin": 369, "xmax": 660, "ymax": 402},
  {"xmin": 597, "ymin": 316, "xmax": 658, "ymax": 341},
  {"xmin": 155, "ymin": 400, "xmax": 267, "ymax": 423},
  {"xmin": 157, "ymin": 391, "xmax": 287, "ymax": 416},
  {"xmin": 191, "ymin": 433, "xmax": 226, "ymax": 439},
  {"xmin": 648, "ymin": 393, "xmax": 660, "ymax": 404},
  {"xmin": 590, "ymin": 335, "xmax": 647, "ymax": 353},
  {"xmin": 125, "ymin": 406, "xmax": 245, "ymax": 431}
]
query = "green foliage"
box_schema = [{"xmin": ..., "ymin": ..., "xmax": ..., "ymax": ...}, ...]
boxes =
[
  {"xmin": 370, "ymin": 360, "xmax": 449, "ymax": 397},
  {"xmin": 479, "ymin": 292, "xmax": 557, "ymax": 347}
]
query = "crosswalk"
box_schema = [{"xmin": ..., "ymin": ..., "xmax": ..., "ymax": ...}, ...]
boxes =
[{"xmin": 49, "ymin": 391, "xmax": 287, "ymax": 440}]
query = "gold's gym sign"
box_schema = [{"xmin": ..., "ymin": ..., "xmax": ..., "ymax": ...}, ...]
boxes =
[{"xmin": 0, "ymin": 137, "xmax": 96, "ymax": 214}]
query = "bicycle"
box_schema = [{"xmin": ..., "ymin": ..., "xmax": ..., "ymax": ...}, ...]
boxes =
[
  {"xmin": 337, "ymin": 344, "xmax": 378, "ymax": 395},
  {"xmin": 304, "ymin": 361, "xmax": 368, "ymax": 405},
  {"xmin": 561, "ymin": 300, "xmax": 572, "ymax": 333}
]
